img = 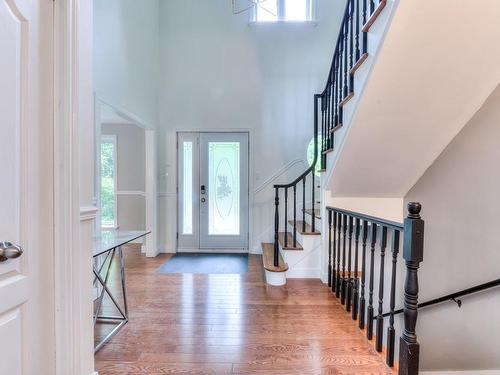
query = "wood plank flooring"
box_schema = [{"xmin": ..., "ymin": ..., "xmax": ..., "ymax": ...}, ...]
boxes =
[{"xmin": 95, "ymin": 246, "xmax": 394, "ymax": 375}]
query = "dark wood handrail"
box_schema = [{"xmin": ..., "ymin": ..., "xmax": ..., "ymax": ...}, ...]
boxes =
[
  {"xmin": 326, "ymin": 206, "xmax": 403, "ymax": 230},
  {"xmin": 320, "ymin": 0, "xmax": 352, "ymax": 96}
]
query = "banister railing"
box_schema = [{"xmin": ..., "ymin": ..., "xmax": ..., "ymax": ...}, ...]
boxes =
[
  {"xmin": 380, "ymin": 278, "xmax": 500, "ymax": 318},
  {"xmin": 326, "ymin": 203, "xmax": 424, "ymax": 374},
  {"xmin": 272, "ymin": 0, "xmax": 386, "ymax": 268}
]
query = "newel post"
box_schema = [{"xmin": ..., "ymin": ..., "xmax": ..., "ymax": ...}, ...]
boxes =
[
  {"xmin": 273, "ymin": 187, "xmax": 280, "ymax": 267},
  {"xmin": 399, "ymin": 202, "xmax": 424, "ymax": 375}
]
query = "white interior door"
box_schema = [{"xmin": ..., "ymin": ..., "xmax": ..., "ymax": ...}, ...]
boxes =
[
  {"xmin": 178, "ymin": 132, "xmax": 249, "ymax": 251},
  {"xmin": 0, "ymin": 1, "xmax": 54, "ymax": 374}
]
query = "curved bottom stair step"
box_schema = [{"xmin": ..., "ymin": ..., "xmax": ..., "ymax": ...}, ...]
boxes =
[{"xmin": 261, "ymin": 243, "xmax": 288, "ymax": 273}]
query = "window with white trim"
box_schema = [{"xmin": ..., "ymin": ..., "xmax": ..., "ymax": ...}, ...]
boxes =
[
  {"xmin": 101, "ymin": 135, "xmax": 118, "ymax": 228},
  {"xmin": 253, "ymin": 0, "xmax": 314, "ymax": 22}
]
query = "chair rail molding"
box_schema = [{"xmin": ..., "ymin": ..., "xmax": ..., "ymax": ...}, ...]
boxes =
[
  {"xmin": 117, "ymin": 190, "xmax": 147, "ymax": 197},
  {"xmin": 80, "ymin": 206, "xmax": 99, "ymax": 222}
]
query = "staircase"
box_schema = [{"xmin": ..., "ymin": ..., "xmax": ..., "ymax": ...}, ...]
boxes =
[
  {"xmin": 259, "ymin": 0, "xmax": 500, "ymax": 374},
  {"xmin": 260, "ymin": 1, "xmax": 427, "ymax": 374},
  {"xmin": 261, "ymin": 0, "xmax": 391, "ymax": 284}
]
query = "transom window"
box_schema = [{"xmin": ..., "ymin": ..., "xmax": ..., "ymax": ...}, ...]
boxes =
[{"xmin": 253, "ymin": 0, "xmax": 314, "ymax": 22}]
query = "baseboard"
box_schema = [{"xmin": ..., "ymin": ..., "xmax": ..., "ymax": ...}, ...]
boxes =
[
  {"xmin": 249, "ymin": 246, "xmax": 262, "ymax": 255},
  {"xmin": 320, "ymin": 271, "xmax": 329, "ymax": 284},
  {"xmin": 421, "ymin": 371, "xmax": 500, "ymax": 375},
  {"xmin": 285, "ymin": 267, "xmax": 320, "ymax": 279},
  {"xmin": 158, "ymin": 244, "xmax": 175, "ymax": 253},
  {"xmin": 177, "ymin": 248, "xmax": 249, "ymax": 254}
]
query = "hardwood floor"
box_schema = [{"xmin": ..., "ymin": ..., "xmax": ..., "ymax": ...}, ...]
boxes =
[{"xmin": 95, "ymin": 246, "xmax": 394, "ymax": 375}]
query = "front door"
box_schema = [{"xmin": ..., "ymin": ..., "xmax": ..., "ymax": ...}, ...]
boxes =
[
  {"xmin": 178, "ymin": 132, "xmax": 249, "ymax": 251},
  {"xmin": 0, "ymin": 1, "xmax": 54, "ymax": 374}
]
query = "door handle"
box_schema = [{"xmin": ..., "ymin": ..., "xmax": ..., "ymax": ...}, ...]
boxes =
[
  {"xmin": 201, "ymin": 198, "xmax": 206, "ymax": 203},
  {"xmin": 0, "ymin": 242, "xmax": 24, "ymax": 262}
]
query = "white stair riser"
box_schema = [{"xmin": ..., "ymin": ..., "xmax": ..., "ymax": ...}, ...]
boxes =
[
  {"xmin": 303, "ymin": 213, "xmax": 321, "ymax": 228},
  {"xmin": 280, "ymin": 224, "xmax": 322, "ymax": 279}
]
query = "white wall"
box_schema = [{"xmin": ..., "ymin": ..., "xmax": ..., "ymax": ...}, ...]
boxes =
[
  {"xmin": 405, "ymin": 84, "xmax": 500, "ymax": 371},
  {"xmin": 102, "ymin": 123, "xmax": 146, "ymax": 230},
  {"xmin": 93, "ymin": 0, "xmax": 159, "ymax": 127},
  {"xmin": 327, "ymin": 0, "xmax": 500, "ymax": 198},
  {"xmin": 78, "ymin": 1, "xmax": 97, "ymax": 374},
  {"xmin": 157, "ymin": 0, "xmax": 347, "ymax": 252}
]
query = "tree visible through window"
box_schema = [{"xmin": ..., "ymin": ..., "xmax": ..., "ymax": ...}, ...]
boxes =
[
  {"xmin": 101, "ymin": 136, "xmax": 117, "ymax": 228},
  {"xmin": 254, "ymin": 0, "xmax": 313, "ymax": 22}
]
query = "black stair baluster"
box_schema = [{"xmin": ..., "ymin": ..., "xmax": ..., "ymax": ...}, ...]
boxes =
[
  {"xmin": 346, "ymin": 216, "xmax": 354, "ymax": 312},
  {"xmin": 355, "ymin": 0, "xmax": 360, "ymax": 62},
  {"xmin": 343, "ymin": 10, "xmax": 349, "ymax": 99},
  {"xmin": 376, "ymin": 225, "xmax": 388, "ymax": 352},
  {"xmin": 302, "ymin": 177, "xmax": 306, "ymax": 233},
  {"xmin": 284, "ymin": 188, "xmax": 288, "ymax": 248},
  {"xmin": 329, "ymin": 79, "xmax": 334, "ymax": 147},
  {"xmin": 348, "ymin": 0, "xmax": 354, "ymax": 94},
  {"xmin": 352, "ymin": 218, "xmax": 361, "ymax": 320},
  {"xmin": 341, "ymin": 214, "xmax": 348, "ymax": 305},
  {"xmin": 362, "ymin": 0, "xmax": 368, "ymax": 55},
  {"xmin": 387, "ymin": 229, "xmax": 400, "ymax": 367},
  {"xmin": 335, "ymin": 211, "xmax": 342, "ymax": 298},
  {"xmin": 293, "ymin": 185, "xmax": 297, "ymax": 248},
  {"xmin": 370, "ymin": 0, "xmax": 375, "ymax": 15},
  {"xmin": 338, "ymin": 31, "xmax": 344, "ymax": 125},
  {"xmin": 324, "ymin": 91, "xmax": 328, "ymax": 169},
  {"xmin": 359, "ymin": 219, "xmax": 369, "ymax": 329},
  {"xmin": 367, "ymin": 222, "xmax": 377, "ymax": 340},
  {"xmin": 311, "ymin": 172, "xmax": 316, "ymax": 233},
  {"xmin": 333, "ymin": 55, "xmax": 339, "ymax": 128},
  {"xmin": 273, "ymin": 187, "xmax": 280, "ymax": 267},
  {"xmin": 332, "ymin": 211, "xmax": 337, "ymax": 292},
  {"xmin": 328, "ymin": 210, "xmax": 333, "ymax": 288},
  {"xmin": 321, "ymin": 92, "xmax": 325, "ymax": 157},
  {"xmin": 326, "ymin": 87, "xmax": 330, "ymax": 150}
]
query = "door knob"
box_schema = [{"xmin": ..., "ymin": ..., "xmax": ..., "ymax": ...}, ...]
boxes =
[
  {"xmin": 201, "ymin": 198, "xmax": 206, "ymax": 203},
  {"xmin": 0, "ymin": 242, "xmax": 23, "ymax": 262}
]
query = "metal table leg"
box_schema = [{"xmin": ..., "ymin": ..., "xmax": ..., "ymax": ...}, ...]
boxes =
[{"xmin": 93, "ymin": 246, "xmax": 129, "ymax": 353}]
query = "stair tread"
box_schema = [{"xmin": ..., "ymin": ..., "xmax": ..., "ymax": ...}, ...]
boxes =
[
  {"xmin": 362, "ymin": 0, "xmax": 387, "ymax": 32},
  {"xmin": 288, "ymin": 220, "xmax": 321, "ymax": 235},
  {"xmin": 278, "ymin": 232, "xmax": 303, "ymax": 250},
  {"xmin": 340, "ymin": 92, "xmax": 354, "ymax": 107},
  {"xmin": 330, "ymin": 124, "xmax": 343, "ymax": 133},
  {"xmin": 349, "ymin": 52, "xmax": 369, "ymax": 75},
  {"xmin": 261, "ymin": 243, "xmax": 289, "ymax": 272},
  {"xmin": 322, "ymin": 148, "xmax": 334, "ymax": 155},
  {"xmin": 302, "ymin": 208, "xmax": 321, "ymax": 219}
]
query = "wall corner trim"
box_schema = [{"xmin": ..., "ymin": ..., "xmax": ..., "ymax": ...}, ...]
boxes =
[{"xmin": 80, "ymin": 206, "xmax": 98, "ymax": 222}]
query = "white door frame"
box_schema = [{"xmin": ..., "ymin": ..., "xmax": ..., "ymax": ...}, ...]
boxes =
[
  {"xmin": 94, "ymin": 95, "xmax": 159, "ymax": 257},
  {"xmin": 54, "ymin": 1, "xmax": 97, "ymax": 375},
  {"xmin": 176, "ymin": 130, "xmax": 251, "ymax": 253}
]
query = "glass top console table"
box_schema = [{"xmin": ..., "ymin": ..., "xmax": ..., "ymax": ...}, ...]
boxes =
[{"xmin": 93, "ymin": 230, "xmax": 150, "ymax": 352}]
